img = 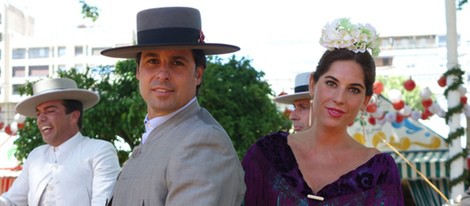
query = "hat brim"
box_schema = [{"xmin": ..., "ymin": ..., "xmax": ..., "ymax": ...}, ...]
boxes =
[
  {"xmin": 101, "ymin": 43, "xmax": 240, "ymax": 58},
  {"xmin": 273, "ymin": 92, "xmax": 310, "ymax": 104},
  {"xmin": 15, "ymin": 89, "xmax": 100, "ymax": 118}
]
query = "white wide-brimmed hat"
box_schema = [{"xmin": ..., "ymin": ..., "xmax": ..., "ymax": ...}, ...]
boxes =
[
  {"xmin": 274, "ymin": 72, "xmax": 311, "ymax": 104},
  {"xmin": 101, "ymin": 7, "xmax": 240, "ymax": 58},
  {"xmin": 15, "ymin": 78, "xmax": 100, "ymax": 117}
]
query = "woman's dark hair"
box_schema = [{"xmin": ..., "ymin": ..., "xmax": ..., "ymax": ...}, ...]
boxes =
[
  {"xmin": 135, "ymin": 49, "xmax": 206, "ymax": 94},
  {"xmin": 313, "ymin": 48, "xmax": 376, "ymax": 96},
  {"xmin": 63, "ymin": 100, "xmax": 84, "ymax": 129}
]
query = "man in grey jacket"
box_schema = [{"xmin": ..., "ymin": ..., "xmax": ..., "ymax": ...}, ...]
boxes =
[{"xmin": 101, "ymin": 7, "xmax": 245, "ymax": 206}]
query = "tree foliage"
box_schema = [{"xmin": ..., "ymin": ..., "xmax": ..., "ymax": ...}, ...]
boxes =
[
  {"xmin": 79, "ymin": 0, "xmax": 99, "ymax": 22},
  {"xmin": 199, "ymin": 56, "xmax": 292, "ymax": 158},
  {"xmin": 14, "ymin": 56, "xmax": 291, "ymax": 163}
]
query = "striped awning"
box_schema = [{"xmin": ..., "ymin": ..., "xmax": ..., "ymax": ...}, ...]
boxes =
[{"xmin": 389, "ymin": 150, "xmax": 449, "ymax": 179}]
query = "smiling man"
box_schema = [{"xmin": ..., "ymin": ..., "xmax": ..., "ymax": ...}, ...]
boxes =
[{"xmin": 0, "ymin": 78, "xmax": 120, "ymax": 206}]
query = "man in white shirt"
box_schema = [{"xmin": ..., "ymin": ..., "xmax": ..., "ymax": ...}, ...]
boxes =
[{"xmin": 0, "ymin": 78, "xmax": 120, "ymax": 206}]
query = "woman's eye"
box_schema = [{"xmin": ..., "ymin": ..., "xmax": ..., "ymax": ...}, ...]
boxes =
[
  {"xmin": 326, "ymin": 80, "xmax": 336, "ymax": 87},
  {"xmin": 349, "ymin": 87, "xmax": 360, "ymax": 94}
]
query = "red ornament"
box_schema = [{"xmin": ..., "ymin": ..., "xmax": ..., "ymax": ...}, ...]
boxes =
[
  {"xmin": 421, "ymin": 99, "xmax": 433, "ymax": 108},
  {"xmin": 437, "ymin": 76, "xmax": 446, "ymax": 87},
  {"xmin": 395, "ymin": 113, "xmax": 404, "ymax": 123},
  {"xmin": 5, "ymin": 125, "xmax": 12, "ymax": 135},
  {"xmin": 366, "ymin": 102, "xmax": 377, "ymax": 113},
  {"xmin": 461, "ymin": 96, "xmax": 468, "ymax": 104},
  {"xmin": 373, "ymin": 81, "xmax": 384, "ymax": 95},
  {"xmin": 403, "ymin": 78, "xmax": 416, "ymax": 91},
  {"xmin": 0, "ymin": 122, "xmax": 4, "ymax": 130},
  {"xmin": 17, "ymin": 123, "xmax": 25, "ymax": 129},
  {"xmin": 392, "ymin": 100, "xmax": 405, "ymax": 110},
  {"xmin": 368, "ymin": 116, "xmax": 376, "ymax": 125}
]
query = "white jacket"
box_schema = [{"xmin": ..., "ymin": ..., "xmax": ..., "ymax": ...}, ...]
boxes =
[{"xmin": 0, "ymin": 132, "xmax": 120, "ymax": 206}]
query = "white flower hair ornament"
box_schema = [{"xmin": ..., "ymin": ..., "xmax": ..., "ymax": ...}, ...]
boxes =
[{"xmin": 320, "ymin": 18, "xmax": 381, "ymax": 57}]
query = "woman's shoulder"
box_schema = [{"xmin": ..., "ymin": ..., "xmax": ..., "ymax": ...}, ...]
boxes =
[{"xmin": 243, "ymin": 131, "xmax": 296, "ymax": 171}]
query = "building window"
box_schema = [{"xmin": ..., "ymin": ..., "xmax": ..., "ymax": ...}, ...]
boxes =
[
  {"xmin": 58, "ymin": 46, "xmax": 66, "ymax": 57},
  {"xmin": 75, "ymin": 46, "xmax": 83, "ymax": 56},
  {"xmin": 29, "ymin": 47, "xmax": 50, "ymax": 58},
  {"xmin": 12, "ymin": 66, "xmax": 26, "ymax": 77},
  {"xmin": 12, "ymin": 48, "xmax": 26, "ymax": 59},
  {"xmin": 29, "ymin": 65, "xmax": 49, "ymax": 77},
  {"xmin": 92, "ymin": 47, "xmax": 107, "ymax": 55},
  {"xmin": 12, "ymin": 84, "xmax": 22, "ymax": 95},
  {"xmin": 375, "ymin": 57, "xmax": 393, "ymax": 67}
]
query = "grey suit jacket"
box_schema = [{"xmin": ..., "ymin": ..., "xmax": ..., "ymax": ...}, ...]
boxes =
[{"xmin": 111, "ymin": 100, "xmax": 245, "ymax": 206}]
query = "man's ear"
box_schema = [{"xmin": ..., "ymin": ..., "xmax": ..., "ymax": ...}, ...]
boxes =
[{"xmin": 196, "ymin": 67, "xmax": 204, "ymax": 85}]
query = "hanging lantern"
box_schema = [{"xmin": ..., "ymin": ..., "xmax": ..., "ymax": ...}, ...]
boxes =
[
  {"xmin": 5, "ymin": 125, "xmax": 12, "ymax": 135},
  {"xmin": 373, "ymin": 81, "xmax": 384, "ymax": 95},
  {"xmin": 366, "ymin": 102, "xmax": 378, "ymax": 113},
  {"xmin": 399, "ymin": 105, "xmax": 412, "ymax": 117},
  {"xmin": 388, "ymin": 89, "xmax": 402, "ymax": 103},
  {"xmin": 437, "ymin": 76, "xmax": 446, "ymax": 87},
  {"xmin": 420, "ymin": 87, "xmax": 432, "ymax": 100},
  {"xmin": 403, "ymin": 77, "xmax": 416, "ymax": 91}
]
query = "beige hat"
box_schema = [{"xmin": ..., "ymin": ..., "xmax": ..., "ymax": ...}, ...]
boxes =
[
  {"xmin": 15, "ymin": 78, "xmax": 100, "ymax": 117},
  {"xmin": 274, "ymin": 72, "xmax": 311, "ymax": 104}
]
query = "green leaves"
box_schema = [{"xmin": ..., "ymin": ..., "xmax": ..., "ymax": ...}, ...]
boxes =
[{"xmin": 199, "ymin": 56, "xmax": 291, "ymax": 159}]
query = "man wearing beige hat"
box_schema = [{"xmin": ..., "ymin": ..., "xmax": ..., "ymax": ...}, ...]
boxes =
[
  {"xmin": 0, "ymin": 78, "xmax": 120, "ymax": 206},
  {"xmin": 101, "ymin": 7, "xmax": 245, "ymax": 206},
  {"xmin": 274, "ymin": 72, "xmax": 313, "ymax": 132}
]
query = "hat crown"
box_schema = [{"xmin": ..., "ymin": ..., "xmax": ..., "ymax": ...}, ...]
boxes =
[
  {"xmin": 294, "ymin": 72, "xmax": 311, "ymax": 93},
  {"xmin": 137, "ymin": 7, "xmax": 201, "ymax": 32},
  {"xmin": 33, "ymin": 78, "xmax": 78, "ymax": 95}
]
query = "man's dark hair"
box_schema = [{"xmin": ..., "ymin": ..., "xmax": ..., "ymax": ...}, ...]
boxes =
[{"xmin": 63, "ymin": 100, "xmax": 84, "ymax": 129}]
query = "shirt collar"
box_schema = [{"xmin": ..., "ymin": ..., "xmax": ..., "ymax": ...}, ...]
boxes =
[{"xmin": 144, "ymin": 97, "xmax": 197, "ymax": 133}]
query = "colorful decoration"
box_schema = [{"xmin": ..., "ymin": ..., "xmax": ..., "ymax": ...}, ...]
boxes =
[
  {"xmin": 373, "ymin": 81, "xmax": 384, "ymax": 95},
  {"xmin": 403, "ymin": 77, "xmax": 416, "ymax": 91}
]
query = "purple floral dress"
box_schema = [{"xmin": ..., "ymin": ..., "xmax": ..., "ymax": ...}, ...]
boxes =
[{"xmin": 242, "ymin": 131, "xmax": 404, "ymax": 206}]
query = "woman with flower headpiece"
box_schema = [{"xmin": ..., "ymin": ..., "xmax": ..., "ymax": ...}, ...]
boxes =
[{"xmin": 242, "ymin": 18, "xmax": 404, "ymax": 205}]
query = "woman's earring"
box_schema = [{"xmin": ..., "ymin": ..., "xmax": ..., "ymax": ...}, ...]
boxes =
[
  {"xmin": 309, "ymin": 98, "xmax": 313, "ymax": 127},
  {"xmin": 360, "ymin": 110, "xmax": 366, "ymax": 139}
]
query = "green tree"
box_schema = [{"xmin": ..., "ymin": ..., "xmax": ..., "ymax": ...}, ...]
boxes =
[
  {"xmin": 199, "ymin": 56, "xmax": 292, "ymax": 158},
  {"xmin": 80, "ymin": 0, "xmax": 99, "ymax": 22}
]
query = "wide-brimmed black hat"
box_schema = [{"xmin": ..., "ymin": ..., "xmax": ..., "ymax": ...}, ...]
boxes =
[{"xmin": 101, "ymin": 7, "xmax": 240, "ymax": 58}]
